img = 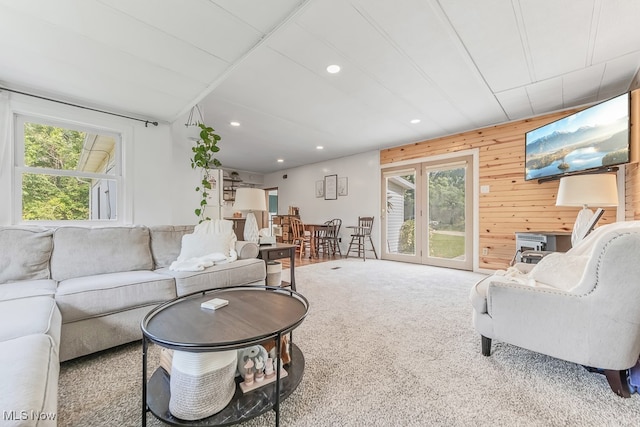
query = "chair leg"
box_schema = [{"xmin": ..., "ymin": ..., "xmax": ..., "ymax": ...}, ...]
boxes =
[
  {"xmin": 362, "ymin": 237, "xmax": 366, "ymax": 260},
  {"xmin": 604, "ymin": 370, "xmax": 631, "ymax": 398},
  {"xmin": 481, "ymin": 336, "xmax": 491, "ymax": 356},
  {"xmin": 368, "ymin": 235, "xmax": 378, "ymax": 259},
  {"xmin": 346, "ymin": 236, "xmax": 368, "ymax": 261},
  {"xmin": 346, "ymin": 236, "xmax": 358, "ymax": 258}
]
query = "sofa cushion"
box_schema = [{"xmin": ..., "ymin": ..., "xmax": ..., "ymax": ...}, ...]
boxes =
[
  {"xmin": 0, "ymin": 279, "xmax": 57, "ymax": 302},
  {"xmin": 0, "ymin": 226, "xmax": 53, "ymax": 284},
  {"xmin": 149, "ymin": 225, "xmax": 195, "ymax": 268},
  {"xmin": 55, "ymin": 271, "xmax": 176, "ymax": 322},
  {"xmin": 51, "ymin": 226, "xmax": 153, "ymax": 281},
  {"xmin": 0, "ymin": 334, "xmax": 59, "ymax": 426},
  {"xmin": 157, "ymin": 258, "xmax": 265, "ymax": 296},
  {"xmin": 0, "ymin": 297, "xmax": 62, "ymax": 348}
]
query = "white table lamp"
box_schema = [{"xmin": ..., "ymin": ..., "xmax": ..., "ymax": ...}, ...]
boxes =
[
  {"xmin": 233, "ymin": 188, "xmax": 267, "ymax": 243},
  {"xmin": 556, "ymin": 173, "xmax": 618, "ymax": 246}
]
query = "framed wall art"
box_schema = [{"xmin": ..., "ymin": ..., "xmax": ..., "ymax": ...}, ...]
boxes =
[
  {"xmin": 338, "ymin": 177, "xmax": 348, "ymax": 196},
  {"xmin": 324, "ymin": 174, "xmax": 337, "ymax": 200},
  {"xmin": 315, "ymin": 180, "xmax": 324, "ymax": 198}
]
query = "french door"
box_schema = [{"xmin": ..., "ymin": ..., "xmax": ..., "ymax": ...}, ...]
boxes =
[{"xmin": 382, "ymin": 154, "xmax": 474, "ymax": 270}]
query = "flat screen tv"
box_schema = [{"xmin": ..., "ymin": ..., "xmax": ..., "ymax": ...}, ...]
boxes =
[{"xmin": 525, "ymin": 92, "xmax": 630, "ymax": 181}]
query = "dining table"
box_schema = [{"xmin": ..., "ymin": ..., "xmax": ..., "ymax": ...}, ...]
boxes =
[{"xmin": 303, "ymin": 223, "xmax": 330, "ymax": 258}]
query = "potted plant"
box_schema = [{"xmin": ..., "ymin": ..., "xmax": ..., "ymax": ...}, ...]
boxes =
[{"xmin": 190, "ymin": 123, "xmax": 222, "ymax": 222}]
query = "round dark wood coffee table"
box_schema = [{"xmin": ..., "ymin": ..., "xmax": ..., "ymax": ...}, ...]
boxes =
[{"xmin": 141, "ymin": 285, "xmax": 309, "ymax": 426}]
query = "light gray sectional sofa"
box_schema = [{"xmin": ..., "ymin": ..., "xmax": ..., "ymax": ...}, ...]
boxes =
[{"xmin": 0, "ymin": 224, "xmax": 265, "ymax": 426}]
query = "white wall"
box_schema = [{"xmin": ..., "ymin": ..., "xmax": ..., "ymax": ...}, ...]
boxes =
[
  {"xmin": 264, "ymin": 150, "xmax": 381, "ymax": 254},
  {"xmin": 130, "ymin": 122, "xmax": 176, "ymax": 225},
  {"xmin": 169, "ymin": 117, "xmax": 202, "ymax": 225}
]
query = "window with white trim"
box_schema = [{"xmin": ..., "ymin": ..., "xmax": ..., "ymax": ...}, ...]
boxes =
[{"xmin": 14, "ymin": 114, "xmax": 122, "ymax": 222}]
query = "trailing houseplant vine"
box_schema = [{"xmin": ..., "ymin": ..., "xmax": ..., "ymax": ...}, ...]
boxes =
[{"xmin": 190, "ymin": 123, "xmax": 222, "ymax": 222}]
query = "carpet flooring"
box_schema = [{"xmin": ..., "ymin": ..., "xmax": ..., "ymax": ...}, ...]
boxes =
[{"xmin": 58, "ymin": 259, "xmax": 640, "ymax": 426}]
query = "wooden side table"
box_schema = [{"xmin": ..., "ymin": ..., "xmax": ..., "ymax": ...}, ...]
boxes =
[{"xmin": 258, "ymin": 243, "xmax": 297, "ymax": 291}]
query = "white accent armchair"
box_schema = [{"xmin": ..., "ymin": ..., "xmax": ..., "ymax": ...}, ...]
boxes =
[{"xmin": 470, "ymin": 221, "xmax": 640, "ymax": 397}]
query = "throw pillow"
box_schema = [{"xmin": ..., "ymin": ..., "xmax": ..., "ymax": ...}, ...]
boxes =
[
  {"xmin": 177, "ymin": 232, "xmax": 233, "ymax": 261},
  {"xmin": 528, "ymin": 252, "xmax": 589, "ymax": 292}
]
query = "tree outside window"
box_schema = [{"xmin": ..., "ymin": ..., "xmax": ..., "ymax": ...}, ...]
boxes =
[{"xmin": 16, "ymin": 116, "xmax": 120, "ymax": 221}]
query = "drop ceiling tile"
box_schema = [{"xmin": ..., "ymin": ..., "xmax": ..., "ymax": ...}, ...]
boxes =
[
  {"xmin": 599, "ymin": 52, "xmax": 640, "ymax": 97},
  {"xmin": 526, "ymin": 77, "xmax": 564, "ymax": 115},
  {"xmin": 212, "ymin": 51, "xmax": 358, "ymax": 132},
  {"xmin": 495, "ymin": 87, "xmax": 533, "ymax": 120},
  {"xmin": 1, "ymin": 0, "xmax": 230, "ymax": 86},
  {"xmin": 101, "ymin": 0, "xmax": 262, "ymax": 63},
  {"xmin": 201, "ymin": 96, "xmax": 402, "ymax": 173},
  {"xmin": 0, "ymin": 43, "xmax": 196, "ymax": 120},
  {"xmin": 0, "ymin": 43, "xmax": 189, "ymax": 120},
  {"xmin": 439, "ymin": 0, "xmax": 531, "ymax": 93},
  {"xmin": 295, "ymin": 0, "xmax": 474, "ymax": 135},
  {"xmin": 212, "ymin": 0, "xmax": 307, "ymax": 33},
  {"xmin": 519, "ymin": 0, "xmax": 595, "ymax": 80},
  {"xmin": 212, "ymin": 34, "xmax": 435, "ymax": 148},
  {"xmin": 592, "ymin": 1, "xmax": 640, "ymax": 63},
  {"xmin": 561, "ymin": 64, "xmax": 604, "ymax": 106},
  {"xmin": 352, "ymin": 0, "xmax": 506, "ymax": 127},
  {"xmin": 266, "ymin": 23, "xmax": 443, "ymax": 136}
]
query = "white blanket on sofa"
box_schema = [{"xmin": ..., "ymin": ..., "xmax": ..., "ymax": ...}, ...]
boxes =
[
  {"xmin": 169, "ymin": 220, "xmax": 238, "ymax": 272},
  {"xmin": 169, "ymin": 253, "xmax": 228, "ymax": 272}
]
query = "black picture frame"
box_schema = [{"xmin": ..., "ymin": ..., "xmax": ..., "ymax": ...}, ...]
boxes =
[{"xmin": 324, "ymin": 174, "xmax": 337, "ymax": 200}]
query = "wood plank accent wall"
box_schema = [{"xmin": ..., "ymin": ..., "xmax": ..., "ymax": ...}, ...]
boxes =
[
  {"xmin": 381, "ymin": 90, "xmax": 640, "ymax": 270},
  {"xmin": 625, "ymin": 163, "xmax": 639, "ymax": 220},
  {"xmin": 627, "ymin": 89, "xmax": 640, "ymax": 221}
]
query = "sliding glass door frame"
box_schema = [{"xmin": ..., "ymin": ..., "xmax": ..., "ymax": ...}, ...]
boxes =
[
  {"xmin": 380, "ymin": 149, "xmax": 479, "ymax": 271},
  {"xmin": 381, "ymin": 166, "xmax": 421, "ymax": 263}
]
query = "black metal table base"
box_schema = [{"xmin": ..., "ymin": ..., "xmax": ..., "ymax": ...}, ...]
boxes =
[{"xmin": 144, "ymin": 344, "xmax": 305, "ymax": 426}]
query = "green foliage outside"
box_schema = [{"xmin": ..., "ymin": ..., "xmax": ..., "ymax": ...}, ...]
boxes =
[
  {"xmin": 428, "ymin": 169, "xmax": 465, "ymax": 231},
  {"xmin": 398, "ymin": 219, "xmax": 415, "ymax": 254},
  {"xmin": 22, "ymin": 123, "xmax": 90, "ymax": 220},
  {"xmin": 393, "ymin": 168, "xmax": 465, "ymax": 257}
]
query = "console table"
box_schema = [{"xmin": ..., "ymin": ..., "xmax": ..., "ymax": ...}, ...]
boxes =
[{"xmin": 141, "ymin": 285, "xmax": 309, "ymax": 427}]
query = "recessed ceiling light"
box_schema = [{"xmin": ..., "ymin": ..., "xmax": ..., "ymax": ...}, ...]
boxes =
[
  {"xmin": 326, "ymin": 64, "xmax": 341, "ymax": 74},
  {"xmin": 410, "ymin": 119, "xmax": 421, "ymax": 124},
  {"xmin": 277, "ymin": 159, "xmax": 284, "ymax": 163},
  {"xmin": 230, "ymin": 121, "xmax": 240, "ymax": 127},
  {"xmin": 316, "ymin": 146, "xmax": 324, "ymax": 150}
]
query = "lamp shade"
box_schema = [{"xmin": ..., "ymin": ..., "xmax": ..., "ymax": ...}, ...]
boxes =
[
  {"xmin": 556, "ymin": 174, "xmax": 618, "ymax": 207},
  {"xmin": 233, "ymin": 188, "xmax": 267, "ymax": 212}
]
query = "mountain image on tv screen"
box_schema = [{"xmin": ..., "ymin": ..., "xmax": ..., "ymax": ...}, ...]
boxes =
[{"xmin": 525, "ymin": 93, "xmax": 629, "ymax": 181}]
